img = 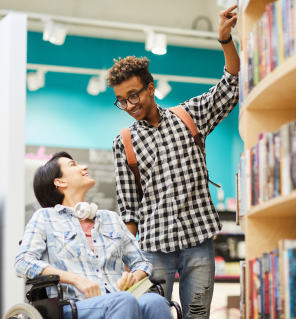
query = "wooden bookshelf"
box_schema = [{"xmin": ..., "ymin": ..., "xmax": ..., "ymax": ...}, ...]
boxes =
[
  {"xmin": 239, "ymin": 56, "xmax": 296, "ymax": 148},
  {"xmin": 238, "ymin": 1, "xmax": 296, "ymax": 318}
]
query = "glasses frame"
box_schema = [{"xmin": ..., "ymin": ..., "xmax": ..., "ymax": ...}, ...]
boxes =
[{"xmin": 114, "ymin": 83, "xmax": 149, "ymax": 110}]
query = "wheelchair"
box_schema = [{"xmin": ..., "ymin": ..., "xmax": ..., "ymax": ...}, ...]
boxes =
[{"xmin": 3, "ymin": 275, "xmax": 182, "ymax": 319}]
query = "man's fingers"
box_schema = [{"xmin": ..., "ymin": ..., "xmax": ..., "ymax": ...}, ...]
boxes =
[
  {"xmin": 222, "ymin": 4, "xmax": 238, "ymax": 15},
  {"xmin": 226, "ymin": 15, "xmax": 237, "ymax": 25}
]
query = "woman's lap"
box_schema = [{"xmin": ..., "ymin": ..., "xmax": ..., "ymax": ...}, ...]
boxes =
[{"xmin": 63, "ymin": 291, "xmax": 173, "ymax": 319}]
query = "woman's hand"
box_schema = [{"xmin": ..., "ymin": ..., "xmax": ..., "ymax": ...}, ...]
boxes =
[
  {"xmin": 116, "ymin": 271, "xmax": 138, "ymax": 291},
  {"xmin": 72, "ymin": 274, "xmax": 101, "ymax": 298}
]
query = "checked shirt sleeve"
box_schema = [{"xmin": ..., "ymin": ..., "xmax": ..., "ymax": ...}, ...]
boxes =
[
  {"xmin": 112, "ymin": 135, "xmax": 141, "ymax": 224},
  {"xmin": 181, "ymin": 67, "xmax": 239, "ymax": 138},
  {"xmin": 15, "ymin": 209, "xmax": 50, "ymax": 279}
]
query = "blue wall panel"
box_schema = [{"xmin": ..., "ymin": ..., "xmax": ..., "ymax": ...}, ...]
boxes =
[{"xmin": 26, "ymin": 31, "xmax": 243, "ymax": 206}]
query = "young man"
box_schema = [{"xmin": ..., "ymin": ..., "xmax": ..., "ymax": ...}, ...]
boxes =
[
  {"xmin": 108, "ymin": 5, "xmax": 239, "ymax": 319},
  {"xmin": 15, "ymin": 152, "xmax": 172, "ymax": 319}
]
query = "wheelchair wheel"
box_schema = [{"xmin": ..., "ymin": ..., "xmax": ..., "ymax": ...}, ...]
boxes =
[{"xmin": 3, "ymin": 303, "xmax": 43, "ymax": 319}]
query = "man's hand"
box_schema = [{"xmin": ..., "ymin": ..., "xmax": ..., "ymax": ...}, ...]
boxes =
[
  {"xmin": 116, "ymin": 271, "xmax": 138, "ymax": 291},
  {"xmin": 218, "ymin": 5, "xmax": 238, "ymax": 42},
  {"xmin": 72, "ymin": 274, "xmax": 101, "ymax": 299}
]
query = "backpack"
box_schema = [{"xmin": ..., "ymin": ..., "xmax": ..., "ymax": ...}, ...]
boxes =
[{"xmin": 120, "ymin": 105, "xmax": 220, "ymax": 199}]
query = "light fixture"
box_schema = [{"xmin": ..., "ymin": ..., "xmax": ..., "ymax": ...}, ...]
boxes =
[
  {"xmin": 155, "ymin": 80, "xmax": 171, "ymax": 99},
  {"xmin": 43, "ymin": 20, "xmax": 54, "ymax": 41},
  {"xmin": 27, "ymin": 70, "xmax": 46, "ymax": 91},
  {"xmin": 43, "ymin": 19, "xmax": 67, "ymax": 45},
  {"xmin": 145, "ymin": 30, "xmax": 167, "ymax": 55},
  {"xmin": 87, "ymin": 75, "xmax": 107, "ymax": 96}
]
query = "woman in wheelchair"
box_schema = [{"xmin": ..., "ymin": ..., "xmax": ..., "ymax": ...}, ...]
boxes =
[{"xmin": 15, "ymin": 151, "xmax": 173, "ymax": 319}]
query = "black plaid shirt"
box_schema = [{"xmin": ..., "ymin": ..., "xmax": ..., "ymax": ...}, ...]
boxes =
[{"xmin": 113, "ymin": 68, "xmax": 239, "ymax": 253}]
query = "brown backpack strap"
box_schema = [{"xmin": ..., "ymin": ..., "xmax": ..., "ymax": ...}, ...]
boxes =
[
  {"xmin": 169, "ymin": 106, "xmax": 205, "ymax": 158},
  {"xmin": 120, "ymin": 128, "xmax": 144, "ymax": 199},
  {"xmin": 169, "ymin": 106, "xmax": 220, "ymax": 188}
]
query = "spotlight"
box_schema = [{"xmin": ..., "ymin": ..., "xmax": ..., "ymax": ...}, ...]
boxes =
[
  {"xmin": 43, "ymin": 19, "xmax": 54, "ymax": 41},
  {"xmin": 152, "ymin": 34, "xmax": 167, "ymax": 55},
  {"xmin": 87, "ymin": 75, "xmax": 107, "ymax": 96},
  {"xmin": 155, "ymin": 80, "xmax": 171, "ymax": 100},
  {"xmin": 145, "ymin": 30, "xmax": 167, "ymax": 55},
  {"xmin": 27, "ymin": 71, "xmax": 45, "ymax": 91},
  {"xmin": 49, "ymin": 23, "xmax": 67, "ymax": 45},
  {"xmin": 43, "ymin": 19, "xmax": 67, "ymax": 45}
]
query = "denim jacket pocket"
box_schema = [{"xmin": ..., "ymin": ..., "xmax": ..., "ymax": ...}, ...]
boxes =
[{"xmin": 52, "ymin": 230, "xmax": 81, "ymax": 259}]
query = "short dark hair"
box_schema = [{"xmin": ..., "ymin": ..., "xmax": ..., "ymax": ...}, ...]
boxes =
[
  {"xmin": 106, "ymin": 56, "xmax": 154, "ymax": 87},
  {"xmin": 33, "ymin": 151, "xmax": 73, "ymax": 208}
]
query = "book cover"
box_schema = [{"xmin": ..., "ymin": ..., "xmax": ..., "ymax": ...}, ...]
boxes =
[
  {"xmin": 249, "ymin": 259, "xmax": 254, "ymax": 319},
  {"xmin": 251, "ymin": 146, "xmax": 257, "ymax": 207},
  {"xmin": 288, "ymin": 248, "xmax": 296, "ymax": 318},
  {"xmin": 254, "ymin": 22, "xmax": 259, "ymax": 85},
  {"xmin": 280, "ymin": 123, "xmax": 291, "ymax": 196},
  {"xmin": 277, "ymin": 0, "xmax": 285, "ymax": 64},
  {"xmin": 263, "ymin": 253, "xmax": 271, "ymax": 318},
  {"xmin": 274, "ymin": 131, "xmax": 281, "ymax": 197},
  {"xmin": 278, "ymin": 239, "xmax": 296, "ymax": 319},
  {"xmin": 267, "ymin": 132, "xmax": 275, "ymax": 200},
  {"xmin": 263, "ymin": 11, "xmax": 271, "ymax": 75},
  {"xmin": 259, "ymin": 135, "xmax": 267, "ymax": 204},
  {"xmin": 126, "ymin": 277, "xmax": 153, "ymax": 299},
  {"xmin": 245, "ymin": 149, "xmax": 252, "ymax": 211},
  {"xmin": 272, "ymin": 2, "xmax": 279, "ymax": 69},
  {"xmin": 266, "ymin": 3, "xmax": 274, "ymax": 72},
  {"xmin": 274, "ymin": 250, "xmax": 281, "ymax": 319},
  {"xmin": 253, "ymin": 259, "xmax": 259, "ymax": 319}
]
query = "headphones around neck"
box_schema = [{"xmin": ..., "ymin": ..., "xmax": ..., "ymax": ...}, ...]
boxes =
[{"xmin": 73, "ymin": 202, "xmax": 98, "ymax": 220}]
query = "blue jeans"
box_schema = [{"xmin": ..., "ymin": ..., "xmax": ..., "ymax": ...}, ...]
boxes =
[
  {"xmin": 142, "ymin": 238, "xmax": 215, "ymax": 319},
  {"xmin": 63, "ymin": 291, "xmax": 173, "ymax": 319}
]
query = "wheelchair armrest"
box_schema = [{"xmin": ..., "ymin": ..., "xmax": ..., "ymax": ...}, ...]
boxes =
[
  {"xmin": 26, "ymin": 274, "xmax": 60, "ymax": 286},
  {"xmin": 149, "ymin": 277, "xmax": 166, "ymax": 285}
]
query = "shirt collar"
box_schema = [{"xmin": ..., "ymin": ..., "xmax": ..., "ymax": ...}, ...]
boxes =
[
  {"xmin": 137, "ymin": 104, "xmax": 164, "ymax": 128},
  {"xmin": 54, "ymin": 204, "xmax": 74, "ymax": 213},
  {"xmin": 54, "ymin": 204, "xmax": 100, "ymax": 221}
]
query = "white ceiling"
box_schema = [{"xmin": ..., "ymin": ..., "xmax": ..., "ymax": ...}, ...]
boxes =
[{"xmin": 0, "ymin": 0, "xmax": 237, "ymax": 49}]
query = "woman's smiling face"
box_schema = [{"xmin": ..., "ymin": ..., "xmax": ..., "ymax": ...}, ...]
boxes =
[{"xmin": 56, "ymin": 157, "xmax": 95, "ymax": 192}]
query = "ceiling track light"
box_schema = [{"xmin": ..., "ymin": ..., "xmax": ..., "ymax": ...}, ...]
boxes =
[
  {"xmin": 155, "ymin": 80, "xmax": 171, "ymax": 100},
  {"xmin": 27, "ymin": 70, "xmax": 46, "ymax": 91},
  {"xmin": 43, "ymin": 19, "xmax": 67, "ymax": 45},
  {"xmin": 87, "ymin": 74, "xmax": 107, "ymax": 96},
  {"xmin": 145, "ymin": 30, "xmax": 167, "ymax": 55}
]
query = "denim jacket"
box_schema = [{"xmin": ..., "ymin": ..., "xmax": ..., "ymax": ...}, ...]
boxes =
[{"xmin": 15, "ymin": 204, "xmax": 153, "ymax": 301}]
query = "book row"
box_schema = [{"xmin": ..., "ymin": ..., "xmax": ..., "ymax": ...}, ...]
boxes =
[
  {"xmin": 236, "ymin": 120, "xmax": 296, "ymax": 216},
  {"xmin": 240, "ymin": 239, "xmax": 296, "ymax": 319},
  {"xmin": 239, "ymin": 0, "xmax": 296, "ymax": 110}
]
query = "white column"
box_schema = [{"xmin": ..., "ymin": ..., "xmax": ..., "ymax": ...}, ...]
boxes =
[{"xmin": 0, "ymin": 13, "xmax": 27, "ymax": 315}]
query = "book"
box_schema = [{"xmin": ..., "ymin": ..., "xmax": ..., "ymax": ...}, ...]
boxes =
[{"xmin": 126, "ymin": 277, "xmax": 153, "ymax": 299}]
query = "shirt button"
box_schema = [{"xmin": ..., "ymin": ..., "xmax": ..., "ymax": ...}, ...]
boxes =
[
  {"xmin": 105, "ymin": 283, "xmax": 107, "ymax": 286},
  {"xmin": 96, "ymin": 255, "xmax": 98, "ymax": 258},
  {"xmin": 94, "ymin": 240, "xmax": 96, "ymax": 243},
  {"xmin": 96, "ymin": 270, "xmax": 99, "ymax": 272}
]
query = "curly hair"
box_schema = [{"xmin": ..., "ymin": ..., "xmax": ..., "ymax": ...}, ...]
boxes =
[{"xmin": 107, "ymin": 56, "xmax": 154, "ymax": 87}]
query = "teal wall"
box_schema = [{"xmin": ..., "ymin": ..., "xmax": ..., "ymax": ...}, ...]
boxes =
[{"xmin": 26, "ymin": 31, "xmax": 244, "ymax": 206}]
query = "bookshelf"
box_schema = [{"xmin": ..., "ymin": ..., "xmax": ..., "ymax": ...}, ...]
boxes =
[{"xmin": 238, "ymin": 0, "xmax": 296, "ymax": 318}]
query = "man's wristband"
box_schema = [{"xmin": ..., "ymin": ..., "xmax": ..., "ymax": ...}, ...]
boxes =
[{"xmin": 217, "ymin": 34, "xmax": 232, "ymax": 44}]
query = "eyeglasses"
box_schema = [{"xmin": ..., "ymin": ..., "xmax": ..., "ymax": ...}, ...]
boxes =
[{"xmin": 114, "ymin": 84, "xmax": 148, "ymax": 110}]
